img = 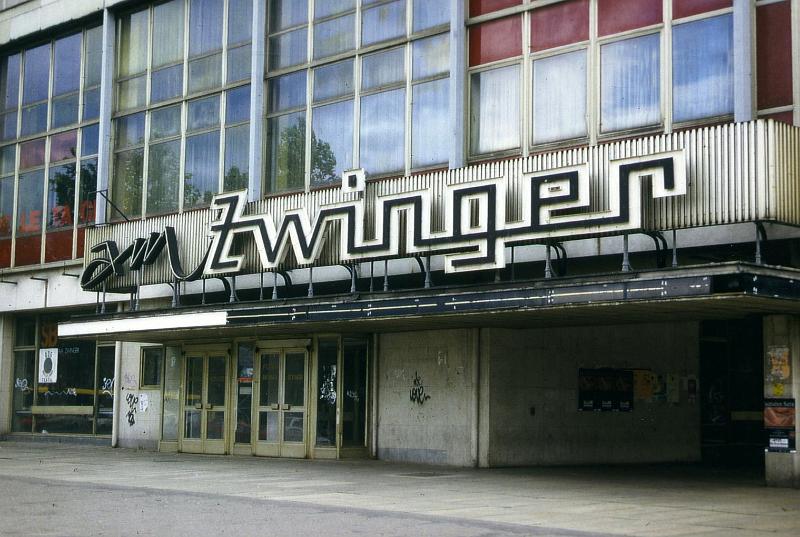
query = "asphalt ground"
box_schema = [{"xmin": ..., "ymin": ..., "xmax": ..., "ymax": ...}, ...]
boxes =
[{"xmin": 0, "ymin": 440, "xmax": 799, "ymax": 537}]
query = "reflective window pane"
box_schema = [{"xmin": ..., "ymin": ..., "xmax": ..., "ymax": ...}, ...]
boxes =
[
  {"xmin": 313, "ymin": 14, "xmax": 355, "ymax": 59},
  {"xmin": 470, "ymin": 64, "xmax": 520, "ymax": 154},
  {"xmin": 0, "ymin": 145, "xmax": 13, "ymax": 175},
  {"xmin": 207, "ymin": 356, "xmax": 226, "ymax": 406},
  {"xmin": 0, "ymin": 112, "xmax": 15, "ymax": 141},
  {"xmin": 312, "ymin": 99, "xmax": 353, "ymax": 186},
  {"xmin": 269, "ymin": 28, "xmax": 307, "ymax": 70},
  {"xmin": 50, "ymin": 130, "xmax": 77, "ymax": 162},
  {"xmin": 267, "ymin": 112, "xmax": 305, "ymax": 192},
  {"xmin": 268, "ymin": 71, "xmax": 306, "ymax": 113},
  {"xmin": 51, "ymin": 94, "xmax": 79, "ymax": 129},
  {"xmin": 21, "ymin": 103, "xmax": 47, "ymax": 136},
  {"xmin": 1, "ymin": 54, "xmax": 20, "ymax": 110},
  {"xmin": 413, "ymin": 33, "xmax": 449, "ymax": 80},
  {"xmin": 23, "ymin": 44, "xmax": 50, "ymax": 104},
  {"xmin": 412, "ymin": 78, "xmax": 448, "ymax": 168},
  {"xmin": 315, "ymin": 0, "xmax": 354, "ymax": 20},
  {"xmin": 17, "ymin": 170, "xmax": 44, "ymax": 234},
  {"xmin": 189, "ymin": 0, "xmax": 223, "ymax": 56},
  {"xmin": 1, "ymin": 175, "xmax": 15, "ymax": 239},
  {"xmin": 82, "ymin": 87, "xmax": 100, "ymax": 121},
  {"xmin": 360, "ymin": 88, "xmax": 404, "ymax": 176},
  {"xmin": 188, "ymin": 53, "xmax": 222, "ymax": 93},
  {"xmin": 362, "ymin": 0, "xmax": 406, "ymax": 47},
  {"xmin": 147, "ymin": 139, "xmax": 180, "ymax": 215},
  {"xmin": 150, "ymin": 105, "xmax": 181, "ymax": 140},
  {"xmin": 284, "ymin": 353, "xmax": 305, "ymax": 407},
  {"xmin": 270, "ymin": 0, "xmax": 307, "ymax": 32},
  {"xmin": 283, "ymin": 412, "xmax": 303, "ymax": 442},
  {"xmin": 362, "ymin": 48, "xmax": 405, "ymax": 90},
  {"xmin": 532, "ymin": 50, "xmax": 587, "ymax": 144},
  {"xmin": 260, "ymin": 354, "xmax": 279, "ymax": 406},
  {"xmin": 235, "ymin": 344, "xmax": 254, "ymax": 444},
  {"xmin": 47, "ymin": 164, "xmax": 75, "ymax": 229},
  {"xmin": 111, "ymin": 149, "xmax": 143, "ymax": 220},
  {"xmin": 78, "ymin": 158, "xmax": 97, "ymax": 225},
  {"xmin": 116, "ymin": 75, "xmax": 146, "ymax": 111},
  {"xmin": 313, "ymin": 59, "xmax": 353, "ymax": 102},
  {"xmin": 81, "ymin": 124, "xmax": 100, "ymax": 156},
  {"xmin": 53, "ymin": 34, "xmax": 81, "ymax": 96},
  {"xmin": 152, "ymin": 0, "xmax": 185, "ymax": 68},
  {"xmin": 342, "ymin": 339, "xmax": 368, "ymax": 447},
  {"xmin": 315, "ymin": 339, "xmax": 337, "ymax": 447},
  {"xmin": 115, "ymin": 113, "xmax": 145, "ymax": 149},
  {"xmin": 673, "ymin": 15, "xmax": 733, "ymax": 123},
  {"xmin": 228, "ymin": 0, "xmax": 253, "ymax": 44},
  {"xmin": 118, "ymin": 9, "xmax": 149, "ymax": 77},
  {"xmin": 258, "ymin": 411, "xmax": 278, "ymax": 442},
  {"xmin": 226, "ymin": 85, "xmax": 250, "ymax": 125},
  {"xmin": 227, "ymin": 44, "xmax": 252, "ymax": 83},
  {"xmin": 600, "ymin": 33, "xmax": 660, "ymax": 132},
  {"xmin": 19, "ymin": 138, "xmax": 45, "ymax": 169},
  {"xmin": 188, "ymin": 95, "xmax": 220, "ymax": 131},
  {"xmin": 84, "ymin": 26, "xmax": 103, "ymax": 89},
  {"xmin": 224, "ymin": 123, "xmax": 249, "ymax": 191},
  {"xmin": 151, "ymin": 65, "xmax": 183, "ymax": 104},
  {"xmin": 184, "ymin": 130, "xmax": 220, "ymax": 209},
  {"xmin": 413, "ymin": 0, "xmax": 450, "ymax": 32}
]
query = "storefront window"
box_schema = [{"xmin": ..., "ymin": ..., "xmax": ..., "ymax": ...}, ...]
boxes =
[
  {"xmin": 141, "ymin": 346, "xmax": 163, "ymax": 387},
  {"xmin": 316, "ymin": 339, "xmax": 338, "ymax": 447},
  {"xmin": 161, "ymin": 346, "xmax": 181, "ymax": 442},
  {"xmin": 235, "ymin": 343, "xmax": 254, "ymax": 444},
  {"xmin": 342, "ymin": 338, "xmax": 368, "ymax": 447}
]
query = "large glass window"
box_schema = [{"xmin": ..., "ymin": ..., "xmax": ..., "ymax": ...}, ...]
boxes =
[
  {"xmin": 266, "ymin": 0, "xmax": 451, "ymax": 193},
  {"xmin": 532, "ymin": 50, "xmax": 587, "ymax": 145},
  {"xmin": 0, "ymin": 24, "xmax": 101, "ymax": 267},
  {"xmin": 672, "ymin": 14, "xmax": 733, "ymax": 123},
  {"xmin": 470, "ymin": 64, "xmax": 520, "ymax": 155},
  {"xmin": 111, "ymin": 0, "xmax": 251, "ymax": 220}
]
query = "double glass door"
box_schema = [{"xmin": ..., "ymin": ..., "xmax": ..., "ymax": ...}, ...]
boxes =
[
  {"xmin": 254, "ymin": 349, "xmax": 307, "ymax": 458},
  {"xmin": 182, "ymin": 353, "xmax": 228, "ymax": 454}
]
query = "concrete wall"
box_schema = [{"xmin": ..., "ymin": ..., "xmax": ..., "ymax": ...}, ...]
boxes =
[
  {"xmin": 484, "ymin": 322, "xmax": 701, "ymax": 466},
  {"xmin": 116, "ymin": 341, "xmax": 161, "ymax": 450},
  {"xmin": 377, "ymin": 329, "xmax": 478, "ymax": 466}
]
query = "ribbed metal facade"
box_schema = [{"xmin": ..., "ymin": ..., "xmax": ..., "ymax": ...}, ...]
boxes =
[{"xmin": 84, "ymin": 119, "xmax": 800, "ymax": 289}]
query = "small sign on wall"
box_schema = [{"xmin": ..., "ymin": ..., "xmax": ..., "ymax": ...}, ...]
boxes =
[{"xmin": 38, "ymin": 348, "xmax": 59, "ymax": 384}]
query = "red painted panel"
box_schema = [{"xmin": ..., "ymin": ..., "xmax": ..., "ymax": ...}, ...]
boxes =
[
  {"xmin": 469, "ymin": 16, "xmax": 522, "ymax": 66},
  {"xmin": 757, "ymin": 1, "xmax": 793, "ymax": 110},
  {"xmin": 763, "ymin": 111, "xmax": 795, "ymax": 125},
  {"xmin": 76, "ymin": 226, "xmax": 86, "ymax": 259},
  {"xmin": 0, "ymin": 238, "xmax": 9, "ymax": 268},
  {"xmin": 672, "ymin": 0, "xmax": 731, "ymax": 19},
  {"xmin": 14, "ymin": 234, "xmax": 41, "ymax": 266},
  {"xmin": 44, "ymin": 229, "xmax": 73, "ymax": 263},
  {"xmin": 531, "ymin": 0, "xmax": 589, "ymax": 52},
  {"xmin": 469, "ymin": 0, "xmax": 521, "ymax": 17},
  {"xmin": 598, "ymin": 0, "xmax": 662, "ymax": 36}
]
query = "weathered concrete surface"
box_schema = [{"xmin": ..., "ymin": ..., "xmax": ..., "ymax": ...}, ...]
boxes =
[{"xmin": 1, "ymin": 441, "xmax": 800, "ymax": 536}]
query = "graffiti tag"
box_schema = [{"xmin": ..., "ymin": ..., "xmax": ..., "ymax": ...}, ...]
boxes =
[
  {"xmin": 125, "ymin": 393, "xmax": 139, "ymax": 426},
  {"xmin": 410, "ymin": 371, "xmax": 431, "ymax": 405}
]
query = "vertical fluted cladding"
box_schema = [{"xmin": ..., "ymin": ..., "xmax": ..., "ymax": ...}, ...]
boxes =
[{"xmin": 83, "ymin": 119, "xmax": 796, "ymax": 289}]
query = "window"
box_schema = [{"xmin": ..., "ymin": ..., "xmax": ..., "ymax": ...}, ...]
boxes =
[
  {"xmin": 0, "ymin": 25, "xmax": 101, "ymax": 267},
  {"xmin": 265, "ymin": 0, "xmax": 451, "ymax": 193},
  {"xmin": 141, "ymin": 346, "xmax": 164, "ymax": 388},
  {"xmin": 111, "ymin": 0, "xmax": 251, "ymax": 220},
  {"xmin": 467, "ymin": 0, "xmax": 734, "ymax": 158}
]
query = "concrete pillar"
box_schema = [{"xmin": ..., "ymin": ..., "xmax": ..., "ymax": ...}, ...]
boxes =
[
  {"xmin": 95, "ymin": 8, "xmax": 115, "ymax": 224},
  {"xmin": 0, "ymin": 314, "xmax": 11, "ymax": 435},
  {"xmin": 448, "ymin": 0, "xmax": 466, "ymax": 169},
  {"xmin": 763, "ymin": 315, "xmax": 800, "ymax": 488},
  {"xmin": 733, "ymin": 0, "xmax": 755, "ymax": 122},
  {"xmin": 247, "ymin": 0, "xmax": 266, "ymax": 201}
]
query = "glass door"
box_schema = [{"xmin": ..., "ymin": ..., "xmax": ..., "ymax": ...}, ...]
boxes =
[
  {"xmin": 181, "ymin": 353, "xmax": 228, "ymax": 454},
  {"xmin": 254, "ymin": 349, "xmax": 308, "ymax": 458}
]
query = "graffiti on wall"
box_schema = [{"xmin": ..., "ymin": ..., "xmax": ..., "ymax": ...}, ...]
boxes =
[
  {"xmin": 410, "ymin": 371, "xmax": 431, "ymax": 405},
  {"xmin": 125, "ymin": 393, "xmax": 138, "ymax": 426}
]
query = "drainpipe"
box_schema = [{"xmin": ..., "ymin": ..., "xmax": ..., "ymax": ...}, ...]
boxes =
[{"xmin": 111, "ymin": 304, "xmax": 123, "ymax": 448}]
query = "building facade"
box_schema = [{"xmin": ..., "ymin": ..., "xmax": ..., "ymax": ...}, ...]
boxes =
[{"xmin": 1, "ymin": 0, "xmax": 800, "ymax": 486}]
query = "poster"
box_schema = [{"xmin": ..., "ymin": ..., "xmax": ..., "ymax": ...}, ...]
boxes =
[
  {"xmin": 767, "ymin": 346, "xmax": 791, "ymax": 381},
  {"xmin": 764, "ymin": 398, "xmax": 796, "ymax": 453},
  {"xmin": 633, "ymin": 370, "xmax": 654, "ymax": 401},
  {"xmin": 578, "ymin": 368, "xmax": 633, "ymax": 412},
  {"xmin": 38, "ymin": 348, "xmax": 58, "ymax": 384}
]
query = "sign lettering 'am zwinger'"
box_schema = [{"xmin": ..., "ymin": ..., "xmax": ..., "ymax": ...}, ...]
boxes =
[{"xmin": 81, "ymin": 150, "xmax": 687, "ymax": 290}]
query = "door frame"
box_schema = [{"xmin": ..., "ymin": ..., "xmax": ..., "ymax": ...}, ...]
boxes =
[{"xmin": 178, "ymin": 344, "xmax": 231, "ymax": 455}]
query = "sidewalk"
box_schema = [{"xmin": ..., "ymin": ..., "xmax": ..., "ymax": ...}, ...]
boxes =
[{"xmin": 1, "ymin": 440, "xmax": 799, "ymax": 536}]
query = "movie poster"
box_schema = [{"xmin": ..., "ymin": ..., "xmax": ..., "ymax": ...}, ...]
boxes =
[
  {"xmin": 764, "ymin": 398, "xmax": 796, "ymax": 453},
  {"xmin": 578, "ymin": 368, "xmax": 633, "ymax": 412}
]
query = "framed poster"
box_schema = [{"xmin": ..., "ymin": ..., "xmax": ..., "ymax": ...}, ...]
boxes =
[
  {"xmin": 38, "ymin": 348, "xmax": 58, "ymax": 384},
  {"xmin": 578, "ymin": 368, "xmax": 633, "ymax": 412},
  {"xmin": 764, "ymin": 398, "xmax": 796, "ymax": 453}
]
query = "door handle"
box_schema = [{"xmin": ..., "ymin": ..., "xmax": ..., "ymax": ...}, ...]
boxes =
[
  {"xmin": 206, "ymin": 404, "xmax": 214, "ymax": 410},
  {"xmin": 282, "ymin": 404, "xmax": 291, "ymax": 410},
  {"xmin": 194, "ymin": 403, "xmax": 202, "ymax": 410},
  {"xmin": 271, "ymin": 404, "xmax": 279, "ymax": 410}
]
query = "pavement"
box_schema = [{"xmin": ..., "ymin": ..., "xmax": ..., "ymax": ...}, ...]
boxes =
[{"xmin": 0, "ymin": 440, "xmax": 799, "ymax": 537}]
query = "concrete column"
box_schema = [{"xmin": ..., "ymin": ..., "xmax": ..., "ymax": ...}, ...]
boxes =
[
  {"xmin": 733, "ymin": 0, "xmax": 755, "ymax": 122},
  {"xmin": 763, "ymin": 315, "xmax": 800, "ymax": 488},
  {"xmin": 0, "ymin": 314, "xmax": 12, "ymax": 435},
  {"xmin": 448, "ymin": 0, "xmax": 466, "ymax": 169},
  {"xmin": 247, "ymin": 0, "xmax": 266, "ymax": 202},
  {"xmin": 95, "ymin": 8, "xmax": 116, "ymax": 224}
]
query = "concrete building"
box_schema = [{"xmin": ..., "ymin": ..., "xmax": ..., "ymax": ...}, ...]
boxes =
[{"xmin": 1, "ymin": 0, "xmax": 800, "ymax": 487}]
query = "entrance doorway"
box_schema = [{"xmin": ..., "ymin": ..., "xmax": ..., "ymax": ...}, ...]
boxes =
[
  {"xmin": 181, "ymin": 352, "xmax": 229, "ymax": 454},
  {"xmin": 254, "ymin": 349, "xmax": 308, "ymax": 458}
]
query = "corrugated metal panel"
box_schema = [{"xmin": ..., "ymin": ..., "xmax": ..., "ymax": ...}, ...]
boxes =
[{"xmin": 85, "ymin": 119, "xmax": 800, "ymax": 289}]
